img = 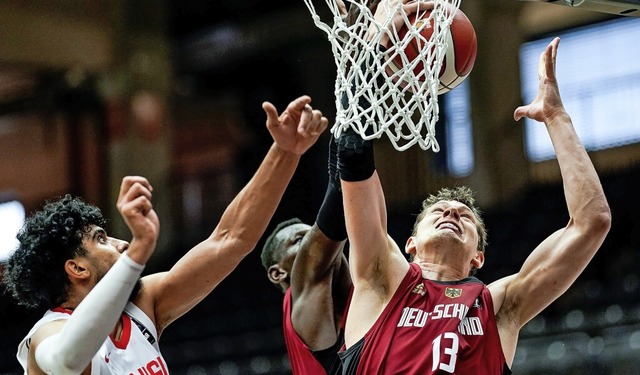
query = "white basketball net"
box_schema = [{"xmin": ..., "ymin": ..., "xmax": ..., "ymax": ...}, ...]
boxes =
[{"xmin": 302, "ymin": 0, "xmax": 462, "ymax": 151}]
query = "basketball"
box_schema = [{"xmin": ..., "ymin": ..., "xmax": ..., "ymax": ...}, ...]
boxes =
[{"xmin": 385, "ymin": 6, "xmax": 477, "ymax": 95}]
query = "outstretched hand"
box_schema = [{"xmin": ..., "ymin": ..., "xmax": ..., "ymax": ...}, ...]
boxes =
[
  {"xmin": 263, "ymin": 95, "xmax": 329, "ymax": 156},
  {"xmin": 514, "ymin": 37, "xmax": 567, "ymax": 124}
]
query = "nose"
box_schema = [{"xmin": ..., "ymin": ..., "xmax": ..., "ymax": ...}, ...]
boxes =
[
  {"xmin": 443, "ymin": 207, "xmax": 460, "ymax": 220},
  {"xmin": 108, "ymin": 237, "xmax": 130, "ymax": 253}
]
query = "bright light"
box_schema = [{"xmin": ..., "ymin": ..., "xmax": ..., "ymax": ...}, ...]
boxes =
[
  {"xmin": 444, "ymin": 79, "xmax": 474, "ymax": 177},
  {"xmin": 0, "ymin": 200, "xmax": 25, "ymax": 261},
  {"xmin": 520, "ymin": 18, "xmax": 640, "ymax": 162}
]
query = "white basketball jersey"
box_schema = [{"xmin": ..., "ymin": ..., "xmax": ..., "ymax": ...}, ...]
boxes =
[{"xmin": 17, "ymin": 302, "xmax": 169, "ymax": 374}]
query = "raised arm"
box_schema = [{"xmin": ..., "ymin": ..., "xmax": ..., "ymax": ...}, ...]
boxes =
[
  {"xmin": 492, "ymin": 38, "xmax": 611, "ymax": 356},
  {"xmin": 31, "ymin": 177, "xmax": 159, "ymax": 374},
  {"xmin": 143, "ymin": 96, "xmax": 328, "ymax": 333},
  {"xmin": 289, "ymin": 137, "xmax": 350, "ymax": 350},
  {"xmin": 338, "ymin": 0, "xmax": 421, "ymax": 294},
  {"xmin": 338, "ymin": 133, "xmax": 388, "ymax": 281},
  {"xmin": 338, "ymin": 128, "xmax": 409, "ymax": 348}
]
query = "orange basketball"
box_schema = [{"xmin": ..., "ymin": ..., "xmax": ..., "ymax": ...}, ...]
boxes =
[{"xmin": 385, "ymin": 6, "xmax": 477, "ymax": 94}]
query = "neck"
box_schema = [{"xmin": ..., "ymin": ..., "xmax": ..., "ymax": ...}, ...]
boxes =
[
  {"xmin": 57, "ymin": 305, "xmax": 75, "ymax": 312},
  {"xmin": 280, "ymin": 282, "xmax": 291, "ymax": 293},
  {"xmin": 413, "ymin": 260, "xmax": 468, "ymax": 281},
  {"xmin": 61, "ymin": 287, "xmax": 88, "ymax": 311}
]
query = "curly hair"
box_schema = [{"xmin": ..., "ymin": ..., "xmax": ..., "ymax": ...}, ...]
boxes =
[
  {"xmin": 2, "ymin": 194, "xmax": 106, "ymax": 310},
  {"xmin": 260, "ymin": 218, "xmax": 303, "ymax": 271},
  {"xmin": 412, "ymin": 187, "xmax": 488, "ymax": 275}
]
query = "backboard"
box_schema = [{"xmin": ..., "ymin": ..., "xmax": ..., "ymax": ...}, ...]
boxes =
[{"xmin": 519, "ymin": 0, "xmax": 639, "ymax": 17}]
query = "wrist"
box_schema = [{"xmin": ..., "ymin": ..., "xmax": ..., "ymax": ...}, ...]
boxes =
[
  {"xmin": 272, "ymin": 142, "xmax": 303, "ymax": 159},
  {"xmin": 337, "ymin": 130, "xmax": 375, "ymax": 182},
  {"xmin": 545, "ymin": 109, "xmax": 571, "ymax": 126},
  {"xmin": 120, "ymin": 251, "xmax": 145, "ymax": 270},
  {"xmin": 125, "ymin": 237, "xmax": 156, "ymax": 265}
]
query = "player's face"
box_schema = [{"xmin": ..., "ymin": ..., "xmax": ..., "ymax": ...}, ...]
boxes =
[
  {"xmin": 275, "ymin": 223, "xmax": 311, "ymax": 272},
  {"xmin": 80, "ymin": 225, "xmax": 130, "ymax": 281},
  {"xmin": 414, "ymin": 200, "xmax": 479, "ymax": 255}
]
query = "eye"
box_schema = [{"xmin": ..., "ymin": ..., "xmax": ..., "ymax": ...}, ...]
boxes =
[
  {"xmin": 294, "ymin": 236, "xmax": 304, "ymax": 245},
  {"xmin": 98, "ymin": 233, "xmax": 108, "ymax": 244},
  {"xmin": 461, "ymin": 213, "xmax": 474, "ymax": 221}
]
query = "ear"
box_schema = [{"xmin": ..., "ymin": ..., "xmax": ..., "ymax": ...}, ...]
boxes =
[
  {"xmin": 405, "ymin": 236, "xmax": 417, "ymax": 257},
  {"xmin": 471, "ymin": 250, "xmax": 485, "ymax": 270},
  {"xmin": 267, "ymin": 264, "xmax": 288, "ymax": 285},
  {"xmin": 65, "ymin": 259, "xmax": 90, "ymax": 280}
]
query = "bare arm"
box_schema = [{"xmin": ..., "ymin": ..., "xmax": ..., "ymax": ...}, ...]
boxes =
[
  {"xmin": 290, "ymin": 224, "xmax": 349, "ymax": 350},
  {"xmin": 341, "ymin": 172, "xmax": 406, "ymax": 286},
  {"xmin": 492, "ymin": 38, "xmax": 611, "ymax": 345},
  {"xmin": 340, "ymin": 171, "xmax": 408, "ymax": 347},
  {"xmin": 290, "ymin": 136, "xmax": 351, "ymax": 350},
  {"xmin": 339, "ymin": 0, "xmax": 425, "ymax": 293},
  {"xmin": 142, "ymin": 96, "xmax": 328, "ymax": 333}
]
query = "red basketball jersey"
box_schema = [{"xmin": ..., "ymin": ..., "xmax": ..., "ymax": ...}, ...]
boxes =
[
  {"xmin": 283, "ymin": 288, "xmax": 332, "ymax": 375},
  {"xmin": 340, "ymin": 263, "xmax": 510, "ymax": 374}
]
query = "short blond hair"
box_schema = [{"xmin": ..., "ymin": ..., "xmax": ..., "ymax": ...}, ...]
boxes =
[{"xmin": 413, "ymin": 186, "xmax": 488, "ymax": 253}]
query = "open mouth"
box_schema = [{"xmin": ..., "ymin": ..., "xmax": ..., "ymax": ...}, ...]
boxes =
[{"xmin": 436, "ymin": 221, "xmax": 461, "ymax": 233}]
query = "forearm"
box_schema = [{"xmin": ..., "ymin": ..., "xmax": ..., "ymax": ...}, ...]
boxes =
[
  {"xmin": 148, "ymin": 143, "xmax": 303, "ymax": 328},
  {"xmin": 342, "ymin": 172, "xmax": 389, "ymax": 277},
  {"xmin": 163, "ymin": 143, "xmax": 300, "ymax": 284},
  {"xmin": 217, "ymin": 142, "xmax": 300, "ymax": 248},
  {"xmin": 35, "ymin": 253, "xmax": 144, "ymax": 373},
  {"xmin": 291, "ymin": 225, "xmax": 346, "ymax": 292},
  {"xmin": 547, "ymin": 113, "xmax": 610, "ymax": 225},
  {"xmin": 316, "ymin": 182, "xmax": 348, "ymax": 241}
]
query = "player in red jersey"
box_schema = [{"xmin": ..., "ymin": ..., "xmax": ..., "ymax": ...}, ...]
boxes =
[
  {"xmin": 262, "ymin": 136, "xmax": 351, "ymax": 375},
  {"xmin": 335, "ymin": 36, "xmax": 611, "ymax": 374}
]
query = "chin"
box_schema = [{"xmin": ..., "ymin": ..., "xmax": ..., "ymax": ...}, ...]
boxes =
[{"xmin": 431, "ymin": 232, "xmax": 462, "ymax": 245}]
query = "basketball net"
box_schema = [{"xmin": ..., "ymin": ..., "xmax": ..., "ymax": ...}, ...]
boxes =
[{"xmin": 302, "ymin": 0, "xmax": 462, "ymax": 151}]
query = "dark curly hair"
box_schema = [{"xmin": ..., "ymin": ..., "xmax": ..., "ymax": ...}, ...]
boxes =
[
  {"xmin": 260, "ymin": 218, "xmax": 303, "ymax": 271},
  {"xmin": 412, "ymin": 187, "xmax": 488, "ymax": 276},
  {"xmin": 2, "ymin": 194, "xmax": 106, "ymax": 310}
]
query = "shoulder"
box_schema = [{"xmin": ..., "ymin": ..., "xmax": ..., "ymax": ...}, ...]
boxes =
[
  {"xmin": 27, "ymin": 309, "xmax": 71, "ymax": 341},
  {"xmin": 19, "ymin": 316, "xmax": 68, "ymax": 363}
]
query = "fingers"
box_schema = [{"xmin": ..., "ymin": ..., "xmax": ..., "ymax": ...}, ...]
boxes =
[
  {"xmin": 299, "ymin": 103, "xmax": 313, "ymax": 132},
  {"xmin": 118, "ymin": 176, "xmax": 152, "ymax": 203},
  {"xmin": 295, "ymin": 98, "xmax": 327, "ymax": 136},
  {"xmin": 550, "ymin": 37, "xmax": 560, "ymax": 60},
  {"xmin": 262, "ymin": 101, "xmax": 279, "ymax": 127},
  {"xmin": 546, "ymin": 37, "xmax": 560, "ymax": 78},
  {"xmin": 515, "ymin": 37, "xmax": 562, "ymax": 124},
  {"xmin": 264, "ymin": 95, "xmax": 327, "ymax": 155},
  {"xmin": 131, "ymin": 192, "xmax": 153, "ymax": 212},
  {"xmin": 336, "ymin": 0, "xmax": 348, "ymax": 16},
  {"xmin": 513, "ymin": 105, "xmax": 527, "ymax": 122},
  {"xmin": 287, "ymin": 95, "xmax": 312, "ymax": 115},
  {"xmin": 404, "ymin": 0, "xmax": 434, "ymax": 14},
  {"xmin": 538, "ymin": 37, "xmax": 560, "ymax": 79},
  {"xmin": 117, "ymin": 176, "xmax": 154, "ymax": 215},
  {"xmin": 299, "ymin": 109, "xmax": 328, "ymax": 136}
]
